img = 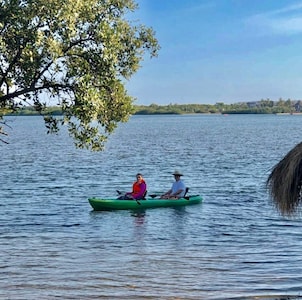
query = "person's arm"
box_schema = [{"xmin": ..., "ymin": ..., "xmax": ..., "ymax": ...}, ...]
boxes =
[
  {"xmin": 161, "ymin": 188, "xmax": 172, "ymax": 197},
  {"xmin": 123, "ymin": 182, "xmax": 135, "ymax": 198},
  {"xmin": 132, "ymin": 182, "xmax": 146, "ymax": 199},
  {"xmin": 170, "ymin": 188, "xmax": 184, "ymax": 198}
]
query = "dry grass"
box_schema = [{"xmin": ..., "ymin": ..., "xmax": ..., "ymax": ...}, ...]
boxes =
[{"xmin": 267, "ymin": 142, "xmax": 302, "ymax": 216}]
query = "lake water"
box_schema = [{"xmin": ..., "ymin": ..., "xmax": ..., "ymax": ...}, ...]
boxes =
[{"xmin": 1, "ymin": 114, "xmax": 302, "ymax": 299}]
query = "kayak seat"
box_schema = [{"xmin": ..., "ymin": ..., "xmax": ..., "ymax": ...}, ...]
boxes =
[
  {"xmin": 141, "ymin": 190, "xmax": 147, "ymax": 200},
  {"xmin": 184, "ymin": 187, "xmax": 189, "ymax": 197}
]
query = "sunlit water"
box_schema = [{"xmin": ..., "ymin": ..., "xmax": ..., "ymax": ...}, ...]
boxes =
[{"xmin": 1, "ymin": 114, "xmax": 302, "ymax": 299}]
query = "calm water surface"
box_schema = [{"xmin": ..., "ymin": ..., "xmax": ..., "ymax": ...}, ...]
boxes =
[{"xmin": 1, "ymin": 114, "xmax": 302, "ymax": 299}]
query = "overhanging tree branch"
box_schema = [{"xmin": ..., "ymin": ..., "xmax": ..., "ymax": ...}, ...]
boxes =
[{"xmin": 0, "ymin": 0, "xmax": 160, "ymax": 151}]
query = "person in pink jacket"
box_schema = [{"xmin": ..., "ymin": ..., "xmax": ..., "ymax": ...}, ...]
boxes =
[{"xmin": 119, "ymin": 173, "xmax": 147, "ymax": 200}]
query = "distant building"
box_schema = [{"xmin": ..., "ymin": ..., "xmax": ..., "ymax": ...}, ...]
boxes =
[
  {"xmin": 247, "ymin": 101, "xmax": 259, "ymax": 108},
  {"xmin": 294, "ymin": 100, "xmax": 302, "ymax": 112}
]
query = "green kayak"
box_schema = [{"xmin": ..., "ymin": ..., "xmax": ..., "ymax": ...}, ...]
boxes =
[{"xmin": 88, "ymin": 195, "xmax": 202, "ymax": 211}]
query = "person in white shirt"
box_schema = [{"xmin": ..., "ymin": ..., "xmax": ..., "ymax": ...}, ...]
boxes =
[{"xmin": 160, "ymin": 170, "xmax": 186, "ymax": 199}]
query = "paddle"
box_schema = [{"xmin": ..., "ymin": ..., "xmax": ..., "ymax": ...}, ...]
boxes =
[
  {"xmin": 116, "ymin": 190, "xmax": 141, "ymax": 205},
  {"xmin": 149, "ymin": 194, "xmax": 190, "ymax": 200},
  {"xmin": 150, "ymin": 188, "xmax": 190, "ymax": 199}
]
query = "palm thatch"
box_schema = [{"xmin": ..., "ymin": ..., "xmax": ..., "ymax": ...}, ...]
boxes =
[{"xmin": 267, "ymin": 142, "xmax": 302, "ymax": 216}]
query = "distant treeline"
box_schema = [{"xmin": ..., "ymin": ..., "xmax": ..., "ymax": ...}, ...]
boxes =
[
  {"xmin": 134, "ymin": 99, "xmax": 302, "ymax": 114},
  {"xmin": 2, "ymin": 98, "xmax": 302, "ymax": 116},
  {"xmin": 1, "ymin": 106, "xmax": 62, "ymax": 116}
]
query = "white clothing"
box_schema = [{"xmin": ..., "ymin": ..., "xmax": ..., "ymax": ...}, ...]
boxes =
[{"xmin": 171, "ymin": 180, "xmax": 186, "ymax": 197}]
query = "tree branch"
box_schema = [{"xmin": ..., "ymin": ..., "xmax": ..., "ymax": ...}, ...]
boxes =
[
  {"xmin": 0, "ymin": 83, "xmax": 73, "ymax": 103},
  {"xmin": 0, "ymin": 44, "xmax": 24, "ymax": 88}
]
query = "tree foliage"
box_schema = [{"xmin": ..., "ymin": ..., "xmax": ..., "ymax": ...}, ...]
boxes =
[{"xmin": 0, "ymin": 0, "xmax": 159, "ymax": 150}]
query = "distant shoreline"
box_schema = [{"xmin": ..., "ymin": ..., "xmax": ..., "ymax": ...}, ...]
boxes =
[
  {"xmin": 4, "ymin": 112, "xmax": 302, "ymax": 117},
  {"xmin": 2, "ymin": 100, "xmax": 302, "ymax": 116}
]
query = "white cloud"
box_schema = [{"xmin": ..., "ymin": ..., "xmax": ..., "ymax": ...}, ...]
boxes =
[
  {"xmin": 246, "ymin": 1, "xmax": 302, "ymax": 35},
  {"xmin": 271, "ymin": 16, "xmax": 302, "ymax": 34}
]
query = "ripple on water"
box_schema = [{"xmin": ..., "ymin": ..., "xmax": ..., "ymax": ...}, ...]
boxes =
[{"xmin": 1, "ymin": 115, "xmax": 302, "ymax": 299}]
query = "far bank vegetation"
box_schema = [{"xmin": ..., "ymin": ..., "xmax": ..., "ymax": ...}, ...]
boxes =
[
  {"xmin": 2, "ymin": 98, "xmax": 302, "ymax": 116},
  {"xmin": 134, "ymin": 99, "xmax": 302, "ymax": 115}
]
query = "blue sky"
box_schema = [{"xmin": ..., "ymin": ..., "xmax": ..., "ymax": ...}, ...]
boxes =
[{"xmin": 126, "ymin": 0, "xmax": 302, "ymax": 105}]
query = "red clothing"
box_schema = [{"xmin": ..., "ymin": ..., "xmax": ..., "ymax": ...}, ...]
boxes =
[{"xmin": 131, "ymin": 179, "xmax": 147, "ymax": 199}]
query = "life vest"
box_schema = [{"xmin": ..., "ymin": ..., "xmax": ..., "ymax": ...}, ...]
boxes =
[{"xmin": 132, "ymin": 179, "xmax": 146, "ymax": 197}]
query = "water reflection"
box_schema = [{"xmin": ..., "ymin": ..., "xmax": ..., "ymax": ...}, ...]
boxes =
[{"xmin": 130, "ymin": 210, "xmax": 146, "ymax": 225}]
